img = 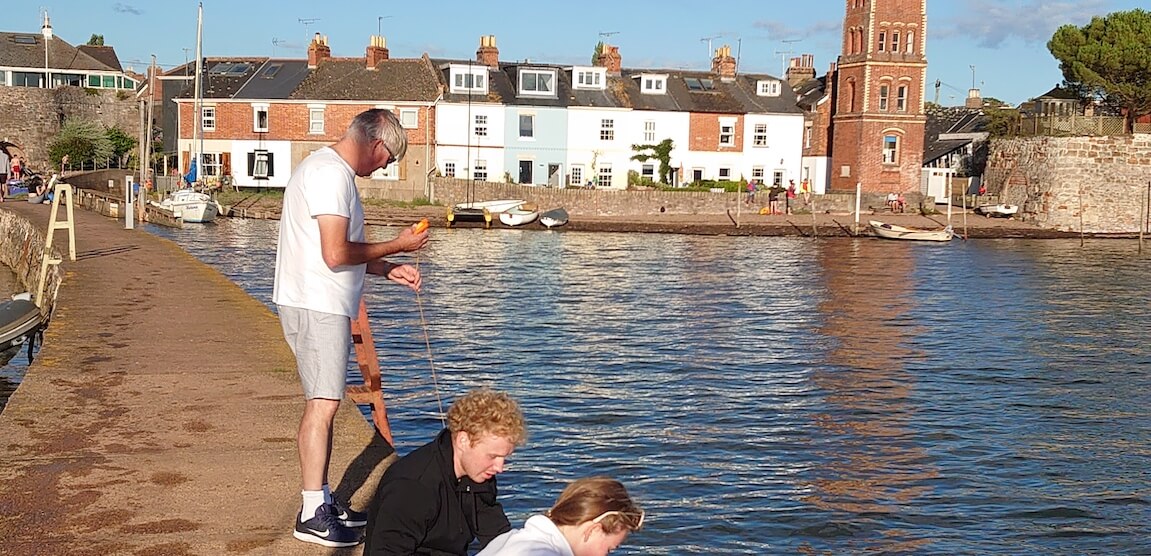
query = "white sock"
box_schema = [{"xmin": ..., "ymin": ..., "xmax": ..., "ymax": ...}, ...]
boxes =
[
  {"xmin": 301, "ymin": 490, "xmax": 326, "ymax": 522},
  {"xmin": 322, "ymin": 484, "xmax": 333, "ymax": 505}
]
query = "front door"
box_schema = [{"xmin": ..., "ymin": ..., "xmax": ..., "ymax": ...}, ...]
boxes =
[
  {"xmin": 547, "ymin": 164, "xmax": 561, "ymax": 187},
  {"xmin": 519, "ymin": 160, "xmax": 532, "ymax": 184}
]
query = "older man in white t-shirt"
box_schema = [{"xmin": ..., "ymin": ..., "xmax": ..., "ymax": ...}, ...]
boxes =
[{"xmin": 273, "ymin": 109, "xmax": 428, "ymax": 548}]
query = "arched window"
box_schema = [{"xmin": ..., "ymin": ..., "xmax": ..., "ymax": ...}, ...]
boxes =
[{"xmin": 848, "ymin": 80, "xmax": 857, "ymax": 112}]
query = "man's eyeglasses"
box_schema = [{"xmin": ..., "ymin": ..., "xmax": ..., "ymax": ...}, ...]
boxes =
[
  {"xmin": 378, "ymin": 141, "xmax": 397, "ymax": 167},
  {"xmin": 591, "ymin": 509, "xmax": 645, "ymax": 531}
]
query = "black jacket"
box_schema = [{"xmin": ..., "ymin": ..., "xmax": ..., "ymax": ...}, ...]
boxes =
[{"xmin": 364, "ymin": 429, "xmax": 511, "ymax": 555}]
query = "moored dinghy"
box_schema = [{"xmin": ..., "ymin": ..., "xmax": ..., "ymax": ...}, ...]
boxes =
[
  {"xmin": 538, "ymin": 207, "xmax": 569, "ymax": 228},
  {"xmin": 869, "ymin": 220, "xmax": 953, "ymax": 242},
  {"xmin": 498, "ymin": 205, "xmax": 539, "ymax": 226}
]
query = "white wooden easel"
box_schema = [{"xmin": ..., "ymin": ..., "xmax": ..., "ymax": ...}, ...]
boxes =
[{"xmin": 35, "ymin": 176, "xmax": 76, "ymax": 307}]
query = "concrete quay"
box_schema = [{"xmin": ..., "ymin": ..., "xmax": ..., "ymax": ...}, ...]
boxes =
[{"xmin": 0, "ymin": 202, "xmax": 390, "ymax": 556}]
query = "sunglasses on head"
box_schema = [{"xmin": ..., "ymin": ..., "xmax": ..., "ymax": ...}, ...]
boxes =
[{"xmin": 591, "ymin": 509, "xmax": 645, "ymax": 531}]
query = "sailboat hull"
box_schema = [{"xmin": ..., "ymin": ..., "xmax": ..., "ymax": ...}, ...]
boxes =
[{"xmin": 155, "ymin": 190, "xmax": 219, "ymax": 223}]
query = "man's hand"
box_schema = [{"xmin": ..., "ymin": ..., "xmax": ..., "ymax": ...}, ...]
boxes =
[
  {"xmin": 385, "ymin": 263, "xmax": 421, "ymax": 292},
  {"xmin": 396, "ymin": 225, "xmax": 429, "ymax": 253}
]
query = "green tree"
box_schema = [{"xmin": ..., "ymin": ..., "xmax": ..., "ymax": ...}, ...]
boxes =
[
  {"xmin": 630, "ymin": 139, "xmax": 675, "ymax": 185},
  {"xmin": 48, "ymin": 118, "xmax": 114, "ymax": 168},
  {"xmin": 591, "ymin": 41, "xmax": 604, "ymax": 66},
  {"xmin": 1048, "ymin": 9, "xmax": 1151, "ymax": 132},
  {"xmin": 87, "ymin": 34, "xmax": 104, "ymax": 46},
  {"xmin": 105, "ymin": 126, "xmax": 138, "ymax": 167}
]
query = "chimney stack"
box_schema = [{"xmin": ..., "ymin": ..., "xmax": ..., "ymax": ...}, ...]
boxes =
[
  {"xmin": 308, "ymin": 33, "xmax": 330, "ymax": 68},
  {"xmin": 711, "ymin": 45, "xmax": 737, "ymax": 80},
  {"xmin": 597, "ymin": 45, "xmax": 621, "ymax": 75},
  {"xmin": 366, "ymin": 35, "xmax": 389, "ymax": 69},
  {"xmin": 786, "ymin": 54, "xmax": 816, "ymax": 86},
  {"xmin": 965, "ymin": 88, "xmax": 983, "ymax": 109},
  {"xmin": 477, "ymin": 35, "xmax": 499, "ymax": 68}
]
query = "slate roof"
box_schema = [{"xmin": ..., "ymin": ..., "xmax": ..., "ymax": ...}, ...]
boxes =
[
  {"xmin": 431, "ymin": 58, "xmax": 800, "ymax": 115},
  {"xmin": 923, "ymin": 106, "xmax": 989, "ymax": 164},
  {"xmin": 77, "ymin": 45, "xmax": 122, "ymax": 71},
  {"xmin": 1036, "ymin": 85, "xmax": 1080, "ymax": 100},
  {"xmin": 794, "ymin": 75, "xmax": 829, "ymax": 110},
  {"xmin": 171, "ymin": 58, "xmax": 269, "ymax": 99},
  {"xmin": 291, "ymin": 57, "xmax": 440, "ymax": 102},
  {"xmin": 235, "ymin": 60, "xmax": 311, "ymax": 100},
  {"xmin": 0, "ymin": 32, "xmax": 120, "ymax": 72}
]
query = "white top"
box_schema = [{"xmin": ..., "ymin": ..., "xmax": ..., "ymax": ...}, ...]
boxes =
[
  {"xmin": 273, "ymin": 147, "xmax": 365, "ymax": 318},
  {"xmin": 476, "ymin": 515, "xmax": 574, "ymax": 556}
]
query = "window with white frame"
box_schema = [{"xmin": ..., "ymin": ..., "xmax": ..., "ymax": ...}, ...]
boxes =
[
  {"xmin": 879, "ymin": 84, "xmax": 890, "ymax": 111},
  {"xmin": 308, "ymin": 106, "xmax": 324, "ymax": 134},
  {"xmin": 641, "ymin": 74, "xmax": 667, "ymax": 94},
  {"xmin": 752, "ymin": 166, "xmax": 765, "ymax": 181},
  {"xmin": 643, "ymin": 120, "xmax": 655, "ymax": 142},
  {"xmin": 474, "ymin": 114, "xmax": 488, "ymax": 137},
  {"xmin": 450, "ymin": 64, "xmax": 487, "ymax": 94},
  {"xmin": 878, "ymin": 31, "xmax": 887, "ymax": 52},
  {"xmin": 248, "ymin": 150, "xmax": 273, "ymax": 179},
  {"xmin": 773, "ymin": 170, "xmax": 784, "ymax": 187},
  {"xmin": 804, "ymin": 125, "xmax": 812, "ymax": 148},
  {"xmin": 400, "ymin": 108, "xmax": 418, "ymax": 128},
  {"xmin": 597, "ymin": 164, "xmax": 612, "ymax": 188},
  {"xmin": 897, "ymin": 85, "xmax": 908, "ymax": 112},
  {"xmin": 473, "ymin": 159, "xmax": 488, "ymax": 181},
  {"xmin": 600, "ymin": 119, "xmax": 615, "ymax": 141},
  {"xmin": 891, "ymin": 31, "xmax": 900, "ymax": 53},
  {"xmin": 570, "ymin": 164, "xmax": 583, "ymax": 187},
  {"xmin": 519, "ymin": 68, "xmax": 556, "ymax": 96},
  {"xmin": 253, "ymin": 103, "xmax": 269, "ymax": 133},
  {"xmin": 719, "ymin": 118, "xmax": 735, "ymax": 147},
  {"xmin": 907, "ymin": 32, "xmax": 915, "ymax": 53},
  {"xmin": 719, "ymin": 167, "xmax": 731, "ymax": 180},
  {"xmin": 883, "ymin": 135, "xmax": 899, "ymax": 164},
  {"xmin": 574, "ymin": 67, "xmax": 605, "ymax": 89},
  {"xmin": 757, "ymin": 80, "xmax": 781, "ymax": 96},
  {"xmin": 200, "ymin": 152, "xmax": 221, "ymax": 177},
  {"xmin": 753, "ymin": 123, "xmax": 768, "ymax": 147},
  {"xmin": 443, "ymin": 161, "xmax": 456, "ymax": 178},
  {"xmin": 201, "ymin": 105, "xmax": 216, "ymax": 131},
  {"xmin": 370, "ymin": 161, "xmax": 398, "ymax": 180},
  {"xmin": 519, "ymin": 114, "xmax": 534, "ymax": 139},
  {"xmin": 641, "ymin": 164, "xmax": 654, "ymax": 180}
]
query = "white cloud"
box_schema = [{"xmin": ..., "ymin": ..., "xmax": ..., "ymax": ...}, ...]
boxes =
[{"xmin": 935, "ymin": 0, "xmax": 1109, "ymax": 47}]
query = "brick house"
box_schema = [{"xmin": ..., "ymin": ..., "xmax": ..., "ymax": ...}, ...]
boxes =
[{"xmin": 169, "ymin": 34, "xmax": 441, "ymax": 196}]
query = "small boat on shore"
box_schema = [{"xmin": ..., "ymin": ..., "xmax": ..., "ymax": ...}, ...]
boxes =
[
  {"xmin": 499, "ymin": 206, "xmax": 538, "ymax": 227},
  {"xmin": 869, "ymin": 220, "xmax": 953, "ymax": 242},
  {"xmin": 0, "ymin": 293, "xmax": 43, "ymax": 358},
  {"xmin": 453, "ymin": 199, "xmax": 524, "ymax": 214},
  {"xmin": 538, "ymin": 207, "xmax": 569, "ymax": 228},
  {"xmin": 975, "ymin": 204, "xmax": 1019, "ymax": 218}
]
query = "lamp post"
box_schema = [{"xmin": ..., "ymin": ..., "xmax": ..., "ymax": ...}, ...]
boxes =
[{"xmin": 41, "ymin": 11, "xmax": 52, "ymax": 88}]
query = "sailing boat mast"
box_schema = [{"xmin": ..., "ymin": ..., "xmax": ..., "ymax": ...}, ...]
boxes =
[{"xmin": 191, "ymin": 2, "xmax": 204, "ymax": 187}]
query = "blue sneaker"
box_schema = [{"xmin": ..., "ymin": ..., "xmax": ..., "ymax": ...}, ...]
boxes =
[
  {"xmin": 293, "ymin": 503, "xmax": 363, "ymax": 547},
  {"xmin": 331, "ymin": 499, "xmax": 368, "ymax": 527}
]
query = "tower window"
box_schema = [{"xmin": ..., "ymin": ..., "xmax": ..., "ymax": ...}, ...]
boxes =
[
  {"xmin": 878, "ymin": 31, "xmax": 887, "ymax": 52},
  {"xmin": 891, "ymin": 32, "xmax": 900, "ymax": 53},
  {"xmin": 883, "ymin": 135, "xmax": 899, "ymax": 164},
  {"xmin": 879, "ymin": 85, "xmax": 890, "ymax": 111},
  {"xmin": 897, "ymin": 85, "xmax": 908, "ymax": 112}
]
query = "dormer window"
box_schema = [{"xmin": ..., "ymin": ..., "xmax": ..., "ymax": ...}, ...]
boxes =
[
  {"xmin": 757, "ymin": 80, "xmax": 781, "ymax": 97},
  {"xmin": 518, "ymin": 68, "xmax": 557, "ymax": 97},
  {"xmin": 640, "ymin": 73, "xmax": 667, "ymax": 94},
  {"xmin": 449, "ymin": 64, "xmax": 488, "ymax": 94},
  {"xmin": 573, "ymin": 66, "xmax": 605, "ymax": 90},
  {"xmin": 685, "ymin": 77, "xmax": 715, "ymax": 91}
]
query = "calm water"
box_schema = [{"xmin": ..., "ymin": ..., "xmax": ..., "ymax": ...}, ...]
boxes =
[{"xmin": 139, "ymin": 220, "xmax": 1150, "ymax": 554}]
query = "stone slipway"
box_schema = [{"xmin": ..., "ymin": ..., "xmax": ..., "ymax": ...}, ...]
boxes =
[{"xmin": 0, "ymin": 202, "xmax": 392, "ymax": 556}]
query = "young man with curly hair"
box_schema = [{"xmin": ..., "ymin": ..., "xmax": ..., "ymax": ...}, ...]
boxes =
[{"xmin": 365, "ymin": 388, "xmax": 527, "ymax": 555}]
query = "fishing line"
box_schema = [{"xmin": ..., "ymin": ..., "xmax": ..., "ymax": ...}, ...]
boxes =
[{"xmin": 410, "ymin": 219, "xmax": 446, "ymax": 428}]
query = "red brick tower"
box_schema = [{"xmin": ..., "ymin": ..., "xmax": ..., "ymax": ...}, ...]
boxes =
[{"xmin": 830, "ymin": 0, "xmax": 927, "ymax": 194}]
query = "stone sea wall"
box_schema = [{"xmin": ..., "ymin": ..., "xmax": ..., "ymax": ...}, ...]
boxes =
[
  {"xmin": 0, "ymin": 208, "xmax": 62, "ymax": 318},
  {"xmin": 985, "ymin": 135, "xmax": 1151, "ymax": 233}
]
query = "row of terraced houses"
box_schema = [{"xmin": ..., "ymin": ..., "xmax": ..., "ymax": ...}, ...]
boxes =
[{"xmin": 159, "ymin": 33, "xmax": 807, "ymax": 195}]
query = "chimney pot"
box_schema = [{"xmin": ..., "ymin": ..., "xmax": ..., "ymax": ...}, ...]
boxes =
[{"xmin": 477, "ymin": 34, "xmax": 499, "ymax": 68}]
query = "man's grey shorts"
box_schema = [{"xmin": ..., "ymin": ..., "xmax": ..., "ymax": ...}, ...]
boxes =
[{"xmin": 278, "ymin": 305, "xmax": 351, "ymax": 400}]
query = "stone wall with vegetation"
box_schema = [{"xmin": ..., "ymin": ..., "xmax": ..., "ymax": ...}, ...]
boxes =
[
  {"xmin": 985, "ymin": 135, "xmax": 1151, "ymax": 233},
  {"xmin": 0, "ymin": 209, "xmax": 62, "ymax": 318},
  {"xmin": 0, "ymin": 86, "xmax": 139, "ymax": 172}
]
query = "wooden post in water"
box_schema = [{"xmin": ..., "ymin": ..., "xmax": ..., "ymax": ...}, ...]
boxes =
[
  {"xmin": 961, "ymin": 187, "xmax": 969, "ymax": 240},
  {"xmin": 1079, "ymin": 183, "xmax": 1085, "ymax": 247},
  {"xmin": 853, "ymin": 181, "xmax": 861, "ymax": 236},
  {"xmin": 1141, "ymin": 180, "xmax": 1150, "ymax": 254}
]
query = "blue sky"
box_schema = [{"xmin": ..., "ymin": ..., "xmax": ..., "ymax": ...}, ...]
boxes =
[{"xmin": 12, "ymin": 0, "xmax": 1146, "ymax": 106}]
